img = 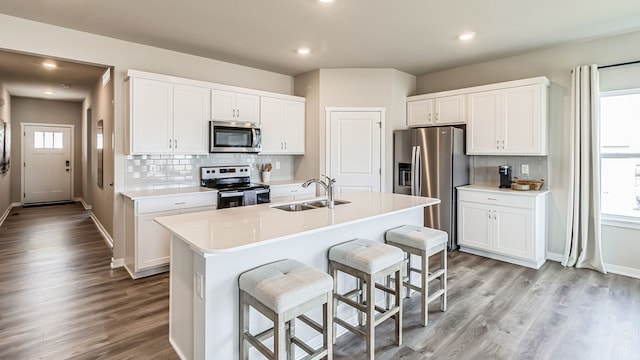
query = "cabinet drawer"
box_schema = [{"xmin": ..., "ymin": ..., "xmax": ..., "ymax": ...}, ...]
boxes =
[
  {"xmin": 458, "ymin": 189, "xmax": 534, "ymax": 209},
  {"xmin": 137, "ymin": 192, "xmax": 217, "ymax": 214}
]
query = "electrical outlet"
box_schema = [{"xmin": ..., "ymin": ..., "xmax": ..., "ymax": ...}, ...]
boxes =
[
  {"xmin": 275, "ymin": 161, "xmax": 281, "ymax": 170},
  {"xmin": 521, "ymin": 164, "xmax": 529, "ymax": 176}
]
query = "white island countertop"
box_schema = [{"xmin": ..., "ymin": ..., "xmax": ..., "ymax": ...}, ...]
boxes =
[{"xmin": 155, "ymin": 192, "xmax": 439, "ymax": 254}]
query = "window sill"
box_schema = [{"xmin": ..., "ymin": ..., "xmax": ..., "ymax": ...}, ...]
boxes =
[{"xmin": 602, "ymin": 214, "xmax": 640, "ymax": 230}]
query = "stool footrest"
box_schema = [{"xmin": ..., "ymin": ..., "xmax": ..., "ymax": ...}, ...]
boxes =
[
  {"xmin": 374, "ymin": 282, "xmax": 396, "ymax": 295},
  {"xmin": 335, "ymin": 293, "xmax": 367, "ymax": 313},
  {"xmin": 373, "ymin": 305, "xmax": 400, "ymax": 327},
  {"xmin": 244, "ymin": 331, "xmax": 274, "ymax": 359},
  {"xmin": 427, "ymin": 288, "xmax": 445, "ymax": 305},
  {"xmin": 334, "ymin": 317, "xmax": 366, "ymax": 337},
  {"xmin": 427, "ymin": 269, "xmax": 446, "ymax": 282},
  {"xmin": 298, "ymin": 314, "xmax": 322, "ymax": 334}
]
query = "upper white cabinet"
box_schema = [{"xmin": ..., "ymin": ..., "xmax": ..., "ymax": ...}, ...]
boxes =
[
  {"xmin": 211, "ymin": 89, "xmax": 259, "ymax": 123},
  {"xmin": 260, "ymin": 97, "xmax": 305, "ymax": 154},
  {"xmin": 127, "ymin": 77, "xmax": 209, "ymax": 155},
  {"xmin": 407, "ymin": 94, "xmax": 466, "ymax": 127}
]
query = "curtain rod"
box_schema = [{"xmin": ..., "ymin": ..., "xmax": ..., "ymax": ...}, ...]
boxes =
[{"xmin": 598, "ymin": 60, "xmax": 640, "ymax": 70}]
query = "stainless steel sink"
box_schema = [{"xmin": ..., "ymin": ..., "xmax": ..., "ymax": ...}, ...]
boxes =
[{"xmin": 271, "ymin": 199, "xmax": 351, "ymax": 212}]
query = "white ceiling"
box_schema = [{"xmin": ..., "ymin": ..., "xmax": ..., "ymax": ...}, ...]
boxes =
[{"xmin": 1, "ymin": 0, "xmax": 640, "ymax": 100}]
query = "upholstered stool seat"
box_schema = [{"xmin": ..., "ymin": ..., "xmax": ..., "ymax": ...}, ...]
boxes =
[
  {"xmin": 328, "ymin": 239, "xmax": 404, "ymax": 360},
  {"xmin": 239, "ymin": 259, "xmax": 333, "ymax": 360},
  {"xmin": 385, "ymin": 225, "xmax": 448, "ymax": 327}
]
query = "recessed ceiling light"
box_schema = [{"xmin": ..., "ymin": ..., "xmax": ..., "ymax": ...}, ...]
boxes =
[
  {"xmin": 458, "ymin": 32, "xmax": 476, "ymax": 41},
  {"xmin": 319, "ymin": 0, "xmax": 334, "ymax": 3},
  {"xmin": 42, "ymin": 62, "xmax": 57, "ymax": 69},
  {"xmin": 44, "ymin": 90, "xmax": 55, "ymax": 95},
  {"xmin": 297, "ymin": 47, "xmax": 311, "ymax": 55}
]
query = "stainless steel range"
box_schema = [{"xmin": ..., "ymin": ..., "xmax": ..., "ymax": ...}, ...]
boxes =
[{"xmin": 200, "ymin": 165, "xmax": 270, "ymax": 209}]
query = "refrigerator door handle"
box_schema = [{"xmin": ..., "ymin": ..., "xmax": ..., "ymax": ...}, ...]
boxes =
[
  {"xmin": 415, "ymin": 145, "xmax": 422, "ymax": 196},
  {"xmin": 410, "ymin": 146, "xmax": 416, "ymax": 195}
]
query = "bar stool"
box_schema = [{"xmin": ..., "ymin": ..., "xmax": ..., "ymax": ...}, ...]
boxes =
[
  {"xmin": 328, "ymin": 239, "xmax": 404, "ymax": 360},
  {"xmin": 385, "ymin": 225, "xmax": 448, "ymax": 327},
  {"xmin": 238, "ymin": 259, "xmax": 333, "ymax": 360}
]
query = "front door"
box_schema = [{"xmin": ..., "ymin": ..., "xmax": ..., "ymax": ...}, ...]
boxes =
[
  {"xmin": 23, "ymin": 124, "xmax": 73, "ymax": 204},
  {"xmin": 327, "ymin": 109, "xmax": 382, "ymax": 194}
]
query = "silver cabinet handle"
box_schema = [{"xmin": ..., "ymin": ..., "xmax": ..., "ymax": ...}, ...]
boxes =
[
  {"xmin": 496, "ymin": 140, "xmax": 500, "ymax": 149},
  {"xmin": 487, "ymin": 197, "xmax": 497, "ymax": 201},
  {"xmin": 237, "ymin": 109, "xmax": 240, "ymax": 118},
  {"xmin": 501, "ymin": 140, "xmax": 505, "ymax": 149},
  {"xmin": 284, "ymin": 142, "xmax": 287, "ymax": 150},
  {"xmin": 175, "ymin": 139, "xmax": 178, "ymax": 149},
  {"xmin": 169, "ymin": 139, "xmax": 172, "ymax": 149},
  {"xmin": 174, "ymin": 202, "xmax": 186, "ymax": 205}
]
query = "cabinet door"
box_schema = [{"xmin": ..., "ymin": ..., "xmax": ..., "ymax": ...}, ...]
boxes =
[
  {"xmin": 458, "ymin": 201, "xmax": 492, "ymax": 251},
  {"xmin": 260, "ymin": 97, "xmax": 284, "ymax": 153},
  {"xmin": 467, "ymin": 90, "xmax": 502, "ymax": 155},
  {"xmin": 494, "ymin": 206, "xmax": 533, "ymax": 260},
  {"xmin": 407, "ymin": 99, "xmax": 433, "ymax": 127},
  {"xmin": 282, "ymin": 100, "xmax": 305, "ymax": 154},
  {"xmin": 173, "ymin": 84, "xmax": 210, "ymax": 154},
  {"xmin": 503, "ymin": 85, "xmax": 544, "ymax": 155},
  {"xmin": 435, "ymin": 94, "xmax": 466, "ymax": 124},
  {"xmin": 211, "ymin": 89, "xmax": 236, "ymax": 121},
  {"xmin": 234, "ymin": 93, "xmax": 260, "ymax": 123},
  {"xmin": 130, "ymin": 78, "xmax": 173, "ymax": 154},
  {"xmin": 136, "ymin": 210, "xmax": 179, "ymax": 271}
]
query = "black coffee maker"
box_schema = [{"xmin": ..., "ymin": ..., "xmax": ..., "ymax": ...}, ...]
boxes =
[{"xmin": 499, "ymin": 165, "xmax": 513, "ymax": 188}]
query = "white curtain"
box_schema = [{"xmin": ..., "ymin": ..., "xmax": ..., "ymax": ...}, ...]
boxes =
[{"xmin": 562, "ymin": 65, "xmax": 607, "ymax": 273}]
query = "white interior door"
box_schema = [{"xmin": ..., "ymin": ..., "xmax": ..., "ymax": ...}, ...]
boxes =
[
  {"xmin": 23, "ymin": 124, "xmax": 73, "ymax": 204},
  {"xmin": 328, "ymin": 110, "xmax": 382, "ymax": 194}
]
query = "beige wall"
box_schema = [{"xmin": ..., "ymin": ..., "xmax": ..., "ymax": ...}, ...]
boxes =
[
  {"xmin": 416, "ymin": 29, "xmax": 640, "ymax": 274},
  {"xmin": 0, "ymin": 14, "xmax": 294, "ymax": 264},
  {"xmin": 0, "ymin": 83, "xmax": 10, "ymax": 216},
  {"xmin": 10, "ymin": 97, "xmax": 83, "ymax": 203},
  {"xmin": 294, "ymin": 68, "xmax": 416, "ymax": 192}
]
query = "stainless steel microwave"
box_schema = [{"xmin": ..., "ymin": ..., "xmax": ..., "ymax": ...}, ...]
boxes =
[{"xmin": 209, "ymin": 121, "xmax": 261, "ymax": 153}]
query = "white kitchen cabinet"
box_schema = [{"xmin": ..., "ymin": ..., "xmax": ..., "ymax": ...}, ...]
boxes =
[
  {"xmin": 123, "ymin": 191, "xmax": 217, "ymax": 278},
  {"xmin": 127, "ymin": 77, "xmax": 210, "ymax": 155},
  {"xmin": 457, "ymin": 186, "xmax": 547, "ymax": 269},
  {"xmin": 407, "ymin": 94, "xmax": 466, "ymax": 127},
  {"xmin": 467, "ymin": 82, "xmax": 548, "ymax": 155},
  {"xmin": 269, "ymin": 182, "xmax": 316, "ymax": 203},
  {"xmin": 260, "ymin": 97, "xmax": 305, "ymax": 154},
  {"xmin": 211, "ymin": 89, "xmax": 259, "ymax": 123}
]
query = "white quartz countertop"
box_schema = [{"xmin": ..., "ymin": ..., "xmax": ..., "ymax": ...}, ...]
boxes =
[
  {"xmin": 121, "ymin": 186, "xmax": 216, "ymax": 200},
  {"xmin": 457, "ymin": 184, "xmax": 549, "ymax": 196},
  {"xmin": 154, "ymin": 192, "xmax": 439, "ymax": 254}
]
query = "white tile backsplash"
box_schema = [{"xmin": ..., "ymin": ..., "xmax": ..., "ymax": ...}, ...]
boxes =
[
  {"xmin": 124, "ymin": 153, "xmax": 297, "ymax": 191},
  {"xmin": 472, "ymin": 155, "xmax": 547, "ymax": 189}
]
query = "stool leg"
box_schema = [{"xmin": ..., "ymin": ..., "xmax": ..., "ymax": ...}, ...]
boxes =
[
  {"xmin": 325, "ymin": 295, "xmax": 334, "ymax": 360},
  {"xmin": 441, "ymin": 246, "xmax": 447, "ymax": 312},
  {"xmin": 330, "ymin": 261, "xmax": 338, "ymax": 345},
  {"xmin": 421, "ymin": 250, "xmax": 428, "ymax": 327},
  {"xmin": 405, "ymin": 252, "xmax": 412, "ymax": 298},
  {"xmin": 286, "ymin": 319, "xmax": 295, "ymax": 360},
  {"xmin": 395, "ymin": 264, "xmax": 403, "ymax": 346},
  {"xmin": 365, "ymin": 274, "xmax": 375, "ymax": 360},
  {"xmin": 275, "ymin": 313, "xmax": 286, "ymax": 360},
  {"xmin": 239, "ymin": 290, "xmax": 249, "ymax": 360},
  {"xmin": 358, "ymin": 278, "xmax": 365, "ymax": 327}
]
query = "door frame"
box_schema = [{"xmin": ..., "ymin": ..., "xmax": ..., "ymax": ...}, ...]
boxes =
[
  {"xmin": 21, "ymin": 123, "xmax": 75, "ymax": 205},
  {"xmin": 324, "ymin": 107, "xmax": 386, "ymax": 192}
]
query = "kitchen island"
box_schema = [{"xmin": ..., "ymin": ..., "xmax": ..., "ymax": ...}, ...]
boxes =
[{"xmin": 155, "ymin": 191, "xmax": 439, "ymax": 360}]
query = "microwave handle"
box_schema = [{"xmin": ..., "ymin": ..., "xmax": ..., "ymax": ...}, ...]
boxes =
[{"xmin": 252, "ymin": 128, "xmax": 259, "ymax": 148}]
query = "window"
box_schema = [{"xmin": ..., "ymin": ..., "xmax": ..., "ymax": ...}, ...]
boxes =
[
  {"xmin": 600, "ymin": 90, "xmax": 640, "ymax": 220},
  {"xmin": 34, "ymin": 131, "xmax": 63, "ymax": 149}
]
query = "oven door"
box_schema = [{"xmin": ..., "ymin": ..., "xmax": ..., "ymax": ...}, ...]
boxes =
[
  {"xmin": 217, "ymin": 191, "xmax": 244, "ymax": 209},
  {"xmin": 210, "ymin": 121, "xmax": 261, "ymax": 153}
]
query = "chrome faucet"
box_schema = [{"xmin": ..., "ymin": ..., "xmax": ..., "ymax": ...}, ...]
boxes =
[{"xmin": 302, "ymin": 175, "xmax": 337, "ymax": 209}]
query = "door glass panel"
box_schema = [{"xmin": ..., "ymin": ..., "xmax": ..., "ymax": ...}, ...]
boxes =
[
  {"xmin": 34, "ymin": 131, "xmax": 44, "ymax": 148},
  {"xmin": 44, "ymin": 132, "xmax": 53, "ymax": 148},
  {"xmin": 53, "ymin": 132, "xmax": 63, "ymax": 149}
]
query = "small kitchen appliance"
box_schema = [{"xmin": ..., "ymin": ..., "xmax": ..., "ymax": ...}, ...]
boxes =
[
  {"xmin": 200, "ymin": 165, "xmax": 270, "ymax": 209},
  {"xmin": 209, "ymin": 121, "xmax": 261, "ymax": 153},
  {"xmin": 499, "ymin": 165, "xmax": 513, "ymax": 188}
]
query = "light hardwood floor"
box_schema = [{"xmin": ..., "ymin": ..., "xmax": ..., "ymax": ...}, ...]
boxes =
[{"xmin": 1, "ymin": 203, "xmax": 639, "ymax": 359}]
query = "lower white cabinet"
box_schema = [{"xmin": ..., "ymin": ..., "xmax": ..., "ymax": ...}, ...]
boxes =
[
  {"xmin": 124, "ymin": 191, "xmax": 217, "ymax": 278},
  {"xmin": 457, "ymin": 186, "xmax": 548, "ymax": 269},
  {"xmin": 269, "ymin": 182, "xmax": 316, "ymax": 203}
]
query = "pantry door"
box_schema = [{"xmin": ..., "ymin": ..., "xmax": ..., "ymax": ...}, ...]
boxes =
[
  {"xmin": 22, "ymin": 124, "xmax": 73, "ymax": 204},
  {"xmin": 326, "ymin": 108, "xmax": 383, "ymax": 195}
]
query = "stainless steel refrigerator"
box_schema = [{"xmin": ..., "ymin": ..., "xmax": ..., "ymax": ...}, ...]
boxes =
[{"xmin": 393, "ymin": 126, "xmax": 469, "ymax": 250}]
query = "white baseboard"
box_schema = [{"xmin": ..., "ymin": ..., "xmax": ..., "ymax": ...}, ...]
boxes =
[
  {"xmin": 11, "ymin": 201, "xmax": 22, "ymax": 207},
  {"xmin": 75, "ymin": 197, "xmax": 92, "ymax": 210},
  {"xmin": 546, "ymin": 252, "xmax": 564, "ymax": 262},
  {"xmin": 0, "ymin": 204, "xmax": 12, "ymax": 226},
  {"xmin": 111, "ymin": 257, "xmax": 125, "ymax": 269},
  {"xmin": 90, "ymin": 212, "xmax": 113, "ymax": 249},
  {"xmin": 605, "ymin": 263, "xmax": 640, "ymax": 280}
]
